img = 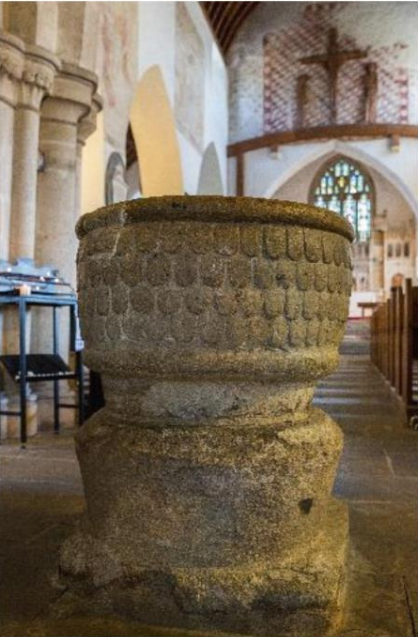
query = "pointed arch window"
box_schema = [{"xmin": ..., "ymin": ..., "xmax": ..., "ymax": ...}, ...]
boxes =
[{"xmin": 310, "ymin": 157, "xmax": 374, "ymax": 242}]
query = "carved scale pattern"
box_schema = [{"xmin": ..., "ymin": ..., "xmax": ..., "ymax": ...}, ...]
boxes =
[{"xmin": 78, "ymin": 222, "xmax": 352, "ymax": 352}]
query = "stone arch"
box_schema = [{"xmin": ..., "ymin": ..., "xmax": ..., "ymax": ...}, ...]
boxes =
[
  {"xmin": 308, "ymin": 154, "xmax": 375, "ymax": 242},
  {"xmin": 263, "ymin": 140, "xmax": 418, "ymax": 221},
  {"xmin": 105, "ymin": 152, "xmax": 126, "ymax": 206},
  {"xmin": 129, "ymin": 65, "xmax": 183, "ymax": 197},
  {"xmin": 308, "ymin": 154, "xmax": 375, "ymax": 207},
  {"xmin": 197, "ymin": 142, "xmax": 224, "ymax": 195},
  {"xmin": 125, "ymin": 123, "xmax": 142, "ymax": 200}
]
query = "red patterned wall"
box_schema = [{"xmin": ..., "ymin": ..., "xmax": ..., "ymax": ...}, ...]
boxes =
[{"xmin": 263, "ymin": 3, "xmax": 410, "ymax": 133}]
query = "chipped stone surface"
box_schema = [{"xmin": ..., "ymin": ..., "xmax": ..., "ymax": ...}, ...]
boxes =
[{"xmin": 63, "ymin": 196, "xmax": 353, "ymax": 636}]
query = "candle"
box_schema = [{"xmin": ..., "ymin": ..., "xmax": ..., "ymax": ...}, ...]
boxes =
[{"xmin": 19, "ymin": 284, "xmax": 31, "ymax": 296}]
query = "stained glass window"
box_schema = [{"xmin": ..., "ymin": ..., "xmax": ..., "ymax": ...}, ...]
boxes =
[{"xmin": 311, "ymin": 158, "xmax": 373, "ymax": 242}]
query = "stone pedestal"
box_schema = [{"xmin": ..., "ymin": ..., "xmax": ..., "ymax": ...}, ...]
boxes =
[{"xmin": 61, "ymin": 197, "xmax": 353, "ymax": 636}]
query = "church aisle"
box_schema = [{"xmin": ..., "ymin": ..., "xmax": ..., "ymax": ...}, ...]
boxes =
[
  {"xmin": 0, "ymin": 323, "xmax": 417, "ymax": 637},
  {"xmin": 314, "ymin": 321, "xmax": 418, "ymax": 637}
]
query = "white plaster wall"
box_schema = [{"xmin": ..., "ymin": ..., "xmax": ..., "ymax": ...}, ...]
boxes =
[
  {"xmin": 126, "ymin": 161, "xmax": 141, "ymax": 200},
  {"xmin": 204, "ymin": 42, "xmax": 228, "ymax": 189},
  {"xmin": 81, "ymin": 111, "xmax": 105, "ymax": 215},
  {"xmin": 136, "ymin": 2, "xmax": 228, "ymax": 194},
  {"xmin": 230, "ymin": 139, "xmax": 418, "ymax": 220},
  {"xmin": 197, "ymin": 142, "xmax": 224, "ymax": 195},
  {"xmin": 273, "ymin": 152, "xmax": 417, "ymax": 225},
  {"xmin": 137, "ymin": 2, "xmax": 176, "ymax": 103}
]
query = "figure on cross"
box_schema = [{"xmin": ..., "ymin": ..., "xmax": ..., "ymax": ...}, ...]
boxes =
[{"xmin": 300, "ymin": 28, "xmax": 368, "ymax": 123}]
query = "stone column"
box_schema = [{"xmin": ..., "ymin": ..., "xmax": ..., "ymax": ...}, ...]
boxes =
[
  {"xmin": 8, "ymin": 44, "xmax": 60, "ymax": 261},
  {"xmin": 35, "ymin": 63, "xmax": 97, "ymax": 286},
  {"xmin": 32, "ymin": 64, "xmax": 97, "ymax": 356},
  {"xmin": 61, "ymin": 197, "xmax": 354, "ymax": 637},
  {"xmin": 3, "ymin": 45, "xmax": 60, "ymax": 358},
  {"xmin": 0, "ymin": 32, "xmax": 24, "ymax": 261},
  {"xmin": 0, "ymin": 34, "xmax": 23, "ymax": 358}
]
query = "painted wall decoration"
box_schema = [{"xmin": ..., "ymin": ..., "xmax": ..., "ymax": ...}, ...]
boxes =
[
  {"xmin": 263, "ymin": 7, "xmax": 409, "ymax": 132},
  {"xmin": 228, "ymin": 2, "xmax": 418, "ymax": 142},
  {"xmin": 98, "ymin": 1, "xmax": 138, "ymax": 152},
  {"xmin": 175, "ymin": 2, "xmax": 205, "ymax": 151}
]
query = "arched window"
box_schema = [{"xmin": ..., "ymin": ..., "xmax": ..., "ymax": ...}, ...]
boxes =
[{"xmin": 310, "ymin": 157, "xmax": 373, "ymax": 242}]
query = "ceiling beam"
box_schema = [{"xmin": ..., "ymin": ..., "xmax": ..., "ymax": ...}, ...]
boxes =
[
  {"xmin": 228, "ymin": 124, "xmax": 418, "ymax": 157},
  {"xmin": 200, "ymin": 2, "xmax": 260, "ymax": 56}
]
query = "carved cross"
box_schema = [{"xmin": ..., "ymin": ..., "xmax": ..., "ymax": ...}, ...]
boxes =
[{"xmin": 300, "ymin": 28, "xmax": 367, "ymax": 123}]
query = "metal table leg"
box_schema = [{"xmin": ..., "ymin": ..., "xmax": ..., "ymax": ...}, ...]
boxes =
[
  {"xmin": 19, "ymin": 297, "xmax": 27, "ymax": 448},
  {"xmin": 76, "ymin": 351, "xmax": 84, "ymax": 425},
  {"xmin": 53, "ymin": 306, "xmax": 60, "ymax": 434}
]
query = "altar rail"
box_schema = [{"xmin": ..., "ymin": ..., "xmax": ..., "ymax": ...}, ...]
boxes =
[{"xmin": 370, "ymin": 280, "xmax": 418, "ymax": 426}]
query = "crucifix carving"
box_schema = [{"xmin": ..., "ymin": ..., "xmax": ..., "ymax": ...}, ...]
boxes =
[
  {"xmin": 299, "ymin": 28, "xmax": 367, "ymax": 123},
  {"xmin": 295, "ymin": 74, "xmax": 310, "ymax": 129},
  {"xmin": 364, "ymin": 62, "xmax": 378, "ymax": 123}
]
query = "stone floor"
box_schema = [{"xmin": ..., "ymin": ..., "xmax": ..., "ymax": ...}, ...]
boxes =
[{"xmin": 1, "ymin": 320, "xmax": 417, "ymax": 637}]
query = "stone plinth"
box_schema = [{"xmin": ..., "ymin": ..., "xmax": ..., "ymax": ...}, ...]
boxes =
[{"xmin": 61, "ymin": 197, "xmax": 353, "ymax": 636}]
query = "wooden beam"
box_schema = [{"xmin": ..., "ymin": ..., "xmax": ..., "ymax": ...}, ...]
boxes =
[
  {"xmin": 200, "ymin": 2, "xmax": 260, "ymax": 57},
  {"xmin": 223, "ymin": 2, "xmax": 259, "ymax": 53},
  {"xmin": 218, "ymin": 4, "xmax": 242, "ymax": 44},
  {"xmin": 228, "ymin": 124, "xmax": 418, "ymax": 157},
  {"xmin": 236, "ymin": 153, "xmax": 245, "ymax": 196}
]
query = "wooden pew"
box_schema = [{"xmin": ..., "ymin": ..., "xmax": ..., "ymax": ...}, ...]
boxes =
[{"xmin": 370, "ymin": 279, "xmax": 418, "ymax": 426}]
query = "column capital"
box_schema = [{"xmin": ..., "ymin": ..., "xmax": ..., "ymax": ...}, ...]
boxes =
[
  {"xmin": 1, "ymin": 33, "xmax": 61, "ymax": 111},
  {"xmin": 23, "ymin": 44, "xmax": 61, "ymax": 91},
  {"xmin": 0, "ymin": 32, "xmax": 25, "ymax": 80},
  {"xmin": 18, "ymin": 45, "xmax": 61, "ymax": 111},
  {"xmin": 42, "ymin": 62, "xmax": 98, "ymax": 126},
  {"xmin": 0, "ymin": 31, "xmax": 25, "ymax": 107},
  {"xmin": 77, "ymin": 92, "xmax": 103, "ymax": 146}
]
